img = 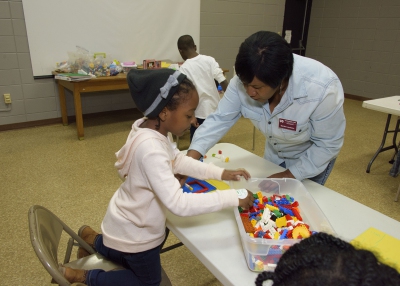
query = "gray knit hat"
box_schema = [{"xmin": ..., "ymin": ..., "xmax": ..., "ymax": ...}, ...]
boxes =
[{"xmin": 127, "ymin": 69, "xmax": 187, "ymax": 117}]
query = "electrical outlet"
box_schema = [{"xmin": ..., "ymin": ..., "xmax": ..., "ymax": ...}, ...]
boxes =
[{"xmin": 4, "ymin": 93, "xmax": 11, "ymax": 104}]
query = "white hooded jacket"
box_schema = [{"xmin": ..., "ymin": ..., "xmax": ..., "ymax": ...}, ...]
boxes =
[{"xmin": 101, "ymin": 118, "xmax": 239, "ymax": 253}]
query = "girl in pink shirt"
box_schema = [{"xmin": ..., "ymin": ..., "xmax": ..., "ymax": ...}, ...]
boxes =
[{"xmin": 60, "ymin": 69, "xmax": 254, "ymax": 285}]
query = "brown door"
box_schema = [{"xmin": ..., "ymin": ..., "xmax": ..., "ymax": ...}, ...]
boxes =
[{"xmin": 282, "ymin": 0, "xmax": 313, "ymax": 56}]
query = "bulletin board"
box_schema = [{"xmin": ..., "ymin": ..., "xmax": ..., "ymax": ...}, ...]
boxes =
[{"xmin": 21, "ymin": 0, "xmax": 200, "ymax": 78}]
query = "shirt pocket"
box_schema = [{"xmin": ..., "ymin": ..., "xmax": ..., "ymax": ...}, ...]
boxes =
[
  {"xmin": 241, "ymin": 105, "xmax": 262, "ymax": 121},
  {"xmin": 241, "ymin": 106, "xmax": 262, "ymax": 130},
  {"xmin": 281, "ymin": 122, "xmax": 310, "ymax": 143}
]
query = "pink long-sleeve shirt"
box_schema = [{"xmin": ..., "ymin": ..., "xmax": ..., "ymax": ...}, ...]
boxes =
[{"xmin": 101, "ymin": 118, "xmax": 239, "ymax": 253}]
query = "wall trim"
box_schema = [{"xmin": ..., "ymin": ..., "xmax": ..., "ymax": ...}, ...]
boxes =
[
  {"xmin": 0, "ymin": 117, "xmax": 62, "ymax": 132},
  {"xmin": 0, "ymin": 94, "xmax": 369, "ymax": 132},
  {"xmin": 344, "ymin": 93, "xmax": 369, "ymax": 101},
  {"xmin": 0, "ymin": 108, "xmax": 141, "ymax": 132}
]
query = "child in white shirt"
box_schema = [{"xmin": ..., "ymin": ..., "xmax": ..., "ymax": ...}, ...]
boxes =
[
  {"xmin": 60, "ymin": 68, "xmax": 254, "ymax": 285},
  {"xmin": 178, "ymin": 35, "xmax": 228, "ymax": 141}
]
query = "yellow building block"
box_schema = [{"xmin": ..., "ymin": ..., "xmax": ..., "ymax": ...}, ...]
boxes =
[
  {"xmin": 255, "ymin": 260, "xmax": 264, "ymax": 271},
  {"xmin": 275, "ymin": 216, "xmax": 287, "ymax": 228},
  {"xmin": 264, "ymin": 204, "xmax": 279, "ymax": 211},
  {"xmin": 292, "ymin": 225, "xmax": 310, "ymax": 239}
]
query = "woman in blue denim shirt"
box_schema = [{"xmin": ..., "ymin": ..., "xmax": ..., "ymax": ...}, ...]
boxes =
[{"xmin": 187, "ymin": 31, "xmax": 346, "ymax": 185}]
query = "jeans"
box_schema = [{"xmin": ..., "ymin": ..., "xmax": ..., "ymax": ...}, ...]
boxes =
[
  {"xmin": 279, "ymin": 158, "xmax": 336, "ymax": 186},
  {"xmin": 86, "ymin": 235, "xmax": 162, "ymax": 286},
  {"xmin": 190, "ymin": 118, "xmax": 205, "ymax": 142}
]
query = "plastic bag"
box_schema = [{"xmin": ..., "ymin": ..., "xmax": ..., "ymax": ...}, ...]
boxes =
[
  {"xmin": 54, "ymin": 61, "xmax": 70, "ymax": 73},
  {"xmin": 67, "ymin": 46, "xmax": 119, "ymax": 76}
]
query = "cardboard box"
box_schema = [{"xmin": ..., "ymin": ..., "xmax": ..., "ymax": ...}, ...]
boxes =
[{"xmin": 143, "ymin": 59, "xmax": 156, "ymax": 69}]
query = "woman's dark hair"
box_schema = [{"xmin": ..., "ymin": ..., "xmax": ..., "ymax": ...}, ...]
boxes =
[
  {"xmin": 255, "ymin": 232, "xmax": 400, "ymax": 286},
  {"xmin": 152, "ymin": 77, "xmax": 196, "ymax": 130},
  {"xmin": 235, "ymin": 31, "xmax": 293, "ymax": 88}
]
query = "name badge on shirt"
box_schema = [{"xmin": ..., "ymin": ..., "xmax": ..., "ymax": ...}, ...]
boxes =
[{"xmin": 279, "ymin": 118, "xmax": 297, "ymax": 131}]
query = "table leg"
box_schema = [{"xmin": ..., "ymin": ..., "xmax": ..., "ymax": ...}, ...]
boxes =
[
  {"xmin": 366, "ymin": 114, "xmax": 397, "ymax": 173},
  {"xmin": 58, "ymin": 83, "xmax": 68, "ymax": 126},
  {"xmin": 389, "ymin": 118, "xmax": 400, "ymax": 164},
  {"xmin": 252, "ymin": 126, "xmax": 256, "ymax": 150},
  {"xmin": 160, "ymin": 227, "xmax": 183, "ymax": 253},
  {"xmin": 73, "ymin": 87, "xmax": 84, "ymax": 140}
]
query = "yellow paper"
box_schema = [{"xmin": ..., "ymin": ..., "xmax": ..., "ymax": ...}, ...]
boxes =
[
  {"xmin": 206, "ymin": 179, "xmax": 231, "ymax": 190},
  {"xmin": 351, "ymin": 227, "xmax": 400, "ymax": 272}
]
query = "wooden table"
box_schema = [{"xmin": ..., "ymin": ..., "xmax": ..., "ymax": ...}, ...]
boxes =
[
  {"xmin": 362, "ymin": 95, "xmax": 400, "ymax": 173},
  {"xmin": 56, "ymin": 73, "xmax": 129, "ymax": 140},
  {"xmin": 57, "ymin": 69, "xmax": 229, "ymax": 140}
]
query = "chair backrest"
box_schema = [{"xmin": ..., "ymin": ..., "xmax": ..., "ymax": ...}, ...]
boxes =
[{"xmin": 28, "ymin": 205, "xmax": 94, "ymax": 286}]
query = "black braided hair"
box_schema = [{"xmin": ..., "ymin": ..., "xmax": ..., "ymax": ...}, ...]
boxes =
[
  {"xmin": 255, "ymin": 232, "xmax": 400, "ymax": 286},
  {"xmin": 255, "ymin": 271, "xmax": 274, "ymax": 286},
  {"xmin": 153, "ymin": 77, "xmax": 196, "ymax": 130},
  {"xmin": 165, "ymin": 77, "xmax": 196, "ymax": 112}
]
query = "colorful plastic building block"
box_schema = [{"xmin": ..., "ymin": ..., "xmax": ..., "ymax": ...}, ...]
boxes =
[
  {"xmin": 254, "ymin": 260, "xmax": 264, "ymax": 271},
  {"xmin": 241, "ymin": 216, "xmax": 255, "ymax": 233},
  {"xmin": 182, "ymin": 177, "xmax": 216, "ymax": 193},
  {"xmin": 239, "ymin": 192, "xmax": 316, "ymax": 243}
]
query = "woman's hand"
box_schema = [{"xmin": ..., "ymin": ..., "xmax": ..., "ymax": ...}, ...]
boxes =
[
  {"xmin": 258, "ymin": 180, "xmax": 279, "ymax": 193},
  {"xmin": 267, "ymin": 169, "xmax": 295, "ymax": 179},
  {"xmin": 222, "ymin": 169, "xmax": 251, "ymax": 181},
  {"xmin": 257, "ymin": 170, "xmax": 295, "ymax": 193},
  {"xmin": 238, "ymin": 189, "xmax": 255, "ymax": 209}
]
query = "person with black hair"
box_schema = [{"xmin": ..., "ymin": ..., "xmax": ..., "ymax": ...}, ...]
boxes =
[
  {"xmin": 177, "ymin": 35, "xmax": 228, "ymax": 141},
  {"xmin": 255, "ymin": 232, "xmax": 400, "ymax": 286},
  {"xmin": 187, "ymin": 31, "xmax": 346, "ymax": 185}
]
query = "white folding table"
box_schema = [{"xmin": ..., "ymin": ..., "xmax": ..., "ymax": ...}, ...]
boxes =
[
  {"xmin": 166, "ymin": 143, "xmax": 400, "ymax": 286},
  {"xmin": 362, "ymin": 95, "xmax": 400, "ymax": 173}
]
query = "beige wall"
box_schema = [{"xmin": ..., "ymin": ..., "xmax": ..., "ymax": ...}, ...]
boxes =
[
  {"xmin": 200, "ymin": 0, "xmax": 285, "ymax": 80},
  {"xmin": 1, "ymin": 0, "xmax": 398, "ymax": 126},
  {"xmin": 306, "ymin": 0, "xmax": 400, "ymax": 99},
  {"xmin": 0, "ymin": 0, "xmax": 137, "ymax": 126},
  {"xmin": 0, "ymin": 0, "xmax": 284, "ymax": 126}
]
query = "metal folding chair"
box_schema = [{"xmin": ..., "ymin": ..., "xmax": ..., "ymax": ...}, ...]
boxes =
[{"xmin": 28, "ymin": 205, "xmax": 172, "ymax": 285}]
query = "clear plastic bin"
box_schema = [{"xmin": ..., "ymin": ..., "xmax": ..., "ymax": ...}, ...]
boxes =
[
  {"xmin": 121, "ymin": 62, "xmax": 137, "ymax": 73},
  {"xmin": 230, "ymin": 178, "xmax": 336, "ymax": 272}
]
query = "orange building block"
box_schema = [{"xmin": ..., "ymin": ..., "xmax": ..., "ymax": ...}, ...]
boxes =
[{"xmin": 241, "ymin": 216, "xmax": 255, "ymax": 233}]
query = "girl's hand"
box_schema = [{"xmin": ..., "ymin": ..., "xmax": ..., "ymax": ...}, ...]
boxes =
[
  {"xmin": 175, "ymin": 174, "xmax": 187, "ymax": 187},
  {"xmin": 238, "ymin": 189, "xmax": 255, "ymax": 209},
  {"xmin": 221, "ymin": 168, "xmax": 251, "ymax": 181}
]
